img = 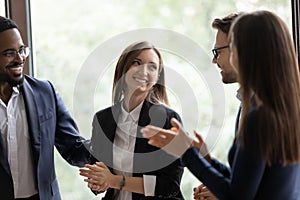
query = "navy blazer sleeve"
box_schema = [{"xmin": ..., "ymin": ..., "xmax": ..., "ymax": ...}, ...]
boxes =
[
  {"xmin": 51, "ymin": 86, "xmax": 89, "ymax": 167},
  {"xmin": 29, "ymin": 78, "xmax": 90, "ymax": 167},
  {"xmin": 48, "ymin": 81, "xmax": 90, "ymax": 167},
  {"xmin": 210, "ymin": 158, "xmax": 231, "ymax": 179},
  {"xmin": 182, "ymin": 110, "xmax": 266, "ymax": 200}
]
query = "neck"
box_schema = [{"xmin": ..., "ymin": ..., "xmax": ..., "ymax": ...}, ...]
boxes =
[
  {"xmin": 0, "ymin": 82, "xmax": 13, "ymax": 104},
  {"xmin": 123, "ymin": 92, "xmax": 147, "ymax": 112}
]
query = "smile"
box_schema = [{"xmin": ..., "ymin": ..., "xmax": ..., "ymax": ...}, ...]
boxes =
[{"xmin": 133, "ymin": 76, "xmax": 148, "ymax": 83}]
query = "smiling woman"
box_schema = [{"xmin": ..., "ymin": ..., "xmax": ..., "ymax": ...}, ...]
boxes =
[{"xmin": 79, "ymin": 41, "xmax": 185, "ymax": 200}]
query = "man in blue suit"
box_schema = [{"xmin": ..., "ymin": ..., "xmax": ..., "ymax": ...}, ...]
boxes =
[{"xmin": 0, "ymin": 16, "xmax": 90, "ymax": 200}]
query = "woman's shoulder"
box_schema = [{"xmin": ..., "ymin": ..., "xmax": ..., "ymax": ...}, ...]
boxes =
[
  {"xmin": 94, "ymin": 103, "xmax": 122, "ymax": 119},
  {"xmin": 95, "ymin": 106, "xmax": 112, "ymax": 116},
  {"xmin": 245, "ymin": 107, "xmax": 259, "ymax": 125},
  {"xmin": 145, "ymin": 101, "xmax": 181, "ymax": 118}
]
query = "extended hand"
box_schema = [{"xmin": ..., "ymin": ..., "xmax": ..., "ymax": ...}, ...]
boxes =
[
  {"xmin": 193, "ymin": 130, "xmax": 212, "ymax": 162},
  {"xmin": 141, "ymin": 118, "xmax": 194, "ymax": 157}
]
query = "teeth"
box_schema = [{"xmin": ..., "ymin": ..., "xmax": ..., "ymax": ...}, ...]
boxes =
[{"xmin": 134, "ymin": 77, "xmax": 147, "ymax": 83}]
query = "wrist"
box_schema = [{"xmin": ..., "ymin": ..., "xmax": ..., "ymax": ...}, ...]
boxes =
[
  {"xmin": 119, "ymin": 175, "xmax": 125, "ymax": 191},
  {"xmin": 204, "ymin": 154, "xmax": 212, "ymax": 163},
  {"xmin": 111, "ymin": 175, "xmax": 125, "ymax": 190}
]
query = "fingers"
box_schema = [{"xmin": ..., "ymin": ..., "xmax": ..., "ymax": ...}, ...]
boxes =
[
  {"xmin": 148, "ymin": 131, "xmax": 175, "ymax": 148},
  {"xmin": 95, "ymin": 162, "xmax": 107, "ymax": 169},
  {"xmin": 193, "ymin": 184, "xmax": 204, "ymax": 199},
  {"xmin": 142, "ymin": 117, "xmax": 193, "ymax": 157},
  {"xmin": 80, "ymin": 163, "xmax": 111, "ymax": 193},
  {"xmin": 85, "ymin": 163, "xmax": 107, "ymax": 171},
  {"xmin": 88, "ymin": 182, "xmax": 109, "ymax": 192},
  {"xmin": 194, "ymin": 130, "xmax": 204, "ymax": 143},
  {"xmin": 170, "ymin": 118, "xmax": 181, "ymax": 129},
  {"xmin": 79, "ymin": 164, "xmax": 105, "ymax": 182},
  {"xmin": 195, "ymin": 185, "xmax": 218, "ymax": 200},
  {"xmin": 141, "ymin": 126, "xmax": 177, "ymax": 148},
  {"xmin": 141, "ymin": 117, "xmax": 179, "ymax": 139},
  {"xmin": 141, "ymin": 125, "xmax": 165, "ymax": 138}
]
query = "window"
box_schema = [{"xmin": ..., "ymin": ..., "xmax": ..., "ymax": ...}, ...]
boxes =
[
  {"xmin": 6, "ymin": 0, "xmax": 296, "ymax": 199},
  {"xmin": 0, "ymin": 0, "xmax": 5, "ymax": 16}
]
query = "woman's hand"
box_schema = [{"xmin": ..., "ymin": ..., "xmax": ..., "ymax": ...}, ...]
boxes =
[
  {"xmin": 141, "ymin": 118, "xmax": 194, "ymax": 157},
  {"xmin": 142, "ymin": 118, "xmax": 212, "ymax": 161},
  {"xmin": 193, "ymin": 130, "xmax": 212, "ymax": 163},
  {"xmin": 79, "ymin": 162, "xmax": 112, "ymax": 192},
  {"xmin": 194, "ymin": 184, "xmax": 218, "ymax": 200}
]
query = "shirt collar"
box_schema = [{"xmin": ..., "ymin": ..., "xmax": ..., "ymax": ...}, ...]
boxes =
[
  {"xmin": 119, "ymin": 100, "xmax": 144, "ymax": 122},
  {"xmin": 236, "ymin": 88, "xmax": 242, "ymax": 101},
  {"xmin": 12, "ymin": 86, "xmax": 20, "ymax": 94}
]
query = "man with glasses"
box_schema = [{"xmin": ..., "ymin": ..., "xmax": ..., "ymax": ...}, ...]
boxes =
[
  {"xmin": 193, "ymin": 13, "xmax": 241, "ymax": 200},
  {"xmin": 0, "ymin": 16, "xmax": 90, "ymax": 200}
]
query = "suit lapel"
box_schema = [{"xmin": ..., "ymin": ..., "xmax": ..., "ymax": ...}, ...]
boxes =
[
  {"xmin": 96, "ymin": 104, "xmax": 120, "ymax": 167},
  {"xmin": 134, "ymin": 101, "xmax": 151, "ymax": 153},
  {"xmin": 20, "ymin": 79, "xmax": 40, "ymax": 163}
]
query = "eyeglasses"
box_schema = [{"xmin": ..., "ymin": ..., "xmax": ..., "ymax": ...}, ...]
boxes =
[
  {"xmin": 212, "ymin": 45, "xmax": 229, "ymax": 59},
  {"xmin": 1, "ymin": 46, "xmax": 30, "ymax": 61}
]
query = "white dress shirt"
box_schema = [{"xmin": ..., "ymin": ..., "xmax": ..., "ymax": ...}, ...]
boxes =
[
  {"xmin": 113, "ymin": 101, "xmax": 156, "ymax": 199},
  {"xmin": 0, "ymin": 86, "xmax": 37, "ymax": 198}
]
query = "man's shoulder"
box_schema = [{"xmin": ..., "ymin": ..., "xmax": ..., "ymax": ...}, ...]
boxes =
[
  {"xmin": 24, "ymin": 75, "xmax": 49, "ymax": 84},
  {"xmin": 23, "ymin": 75, "xmax": 53, "ymax": 90}
]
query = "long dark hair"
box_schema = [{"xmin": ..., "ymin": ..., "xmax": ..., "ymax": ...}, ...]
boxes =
[
  {"xmin": 112, "ymin": 41, "xmax": 169, "ymax": 105},
  {"xmin": 230, "ymin": 10, "xmax": 300, "ymax": 165}
]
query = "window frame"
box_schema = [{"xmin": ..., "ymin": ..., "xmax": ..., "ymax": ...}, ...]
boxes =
[
  {"xmin": 5, "ymin": 0, "xmax": 34, "ymax": 75},
  {"xmin": 292, "ymin": 0, "xmax": 300, "ymax": 65}
]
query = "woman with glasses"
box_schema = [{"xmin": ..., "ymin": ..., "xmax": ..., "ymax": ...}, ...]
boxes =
[
  {"xmin": 142, "ymin": 10, "xmax": 300, "ymax": 200},
  {"xmin": 79, "ymin": 41, "xmax": 184, "ymax": 200}
]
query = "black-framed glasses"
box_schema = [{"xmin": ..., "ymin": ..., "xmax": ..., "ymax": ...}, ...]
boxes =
[
  {"xmin": 212, "ymin": 45, "xmax": 229, "ymax": 59},
  {"xmin": 1, "ymin": 46, "xmax": 30, "ymax": 61}
]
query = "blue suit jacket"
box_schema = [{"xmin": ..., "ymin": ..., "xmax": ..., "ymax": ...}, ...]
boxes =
[
  {"xmin": 182, "ymin": 108, "xmax": 300, "ymax": 200},
  {"xmin": 90, "ymin": 101, "xmax": 184, "ymax": 199},
  {"xmin": 0, "ymin": 75, "xmax": 90, "ymax": 200}
]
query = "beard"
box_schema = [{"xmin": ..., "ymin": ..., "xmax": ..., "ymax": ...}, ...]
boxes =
[
  {"xmin": 0, "ymin": 62, "xmax": 25, "ymax": 87},
  {"xmin": 0, "ymin": 72, "xmax": 24, "ymax": 87},
  {"xmin": 7, "ymin": 74, "xmax": 24, "ymax": 87}
]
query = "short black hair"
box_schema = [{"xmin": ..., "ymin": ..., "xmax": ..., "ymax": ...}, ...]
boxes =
[{"xmin": 0, "ymin": 16, "xmax": 18, "ymax": 33}]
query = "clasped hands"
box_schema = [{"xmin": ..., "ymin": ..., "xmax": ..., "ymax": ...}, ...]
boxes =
[
  {"xmin": 193, "ymin": 184, "xmax": 218, "ymax": 200},
  {"xmin": 79, "ymin": 162, "xmax": 111, "ymax": 192}
]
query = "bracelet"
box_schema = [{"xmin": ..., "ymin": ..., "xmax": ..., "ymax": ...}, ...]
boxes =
[{"xmin": 119, "ymin": 175, "xmax": 125, "ymax": 190}]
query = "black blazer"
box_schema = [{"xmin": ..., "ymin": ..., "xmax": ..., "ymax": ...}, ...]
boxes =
[{"xmin": 90, "ymin": 101, "xmax": 184, "ymax": 200}]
